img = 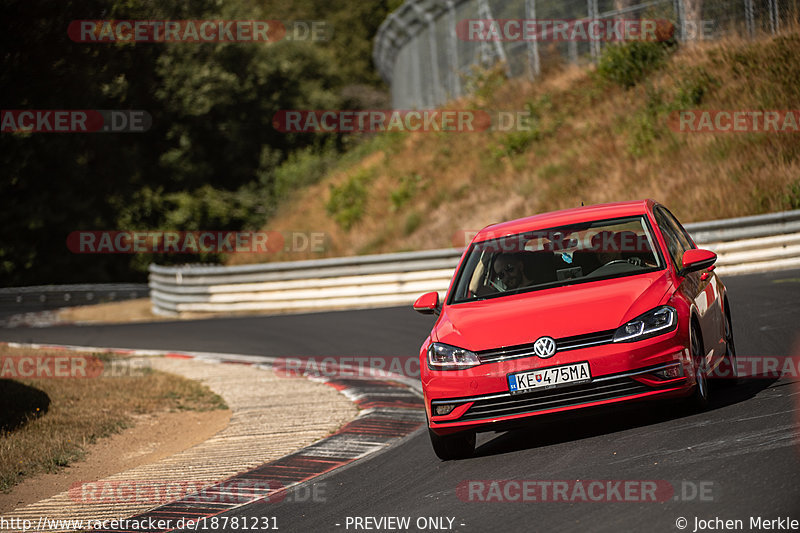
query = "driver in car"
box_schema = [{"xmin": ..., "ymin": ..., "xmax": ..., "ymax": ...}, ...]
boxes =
[
  {"xmin": 591, "ymin": 231, "xmax": 621, "ymax": 265},
  {"xmin": 492, "ymin": 253, "xmax": 532, "ymax": 291}
]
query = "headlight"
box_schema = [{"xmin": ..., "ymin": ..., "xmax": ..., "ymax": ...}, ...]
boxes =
[
  {"xmin": 427, "ymin": 342, "xmax": 481, "ymax": 370},
  {"xmin": 613, "ymin": 306, "xmax": 677, "ymax": 342}
]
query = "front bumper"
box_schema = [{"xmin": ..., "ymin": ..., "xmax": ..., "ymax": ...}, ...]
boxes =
[{"xmin": 423, "ymin": 327, "xmax": 693, "ymax": 435}]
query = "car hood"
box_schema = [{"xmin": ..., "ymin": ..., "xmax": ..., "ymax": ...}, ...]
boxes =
[{"xmin": 434, "ymin": 271, "xmax": 673, "ymax": 352}]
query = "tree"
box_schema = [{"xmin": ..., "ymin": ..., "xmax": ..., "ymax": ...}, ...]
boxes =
[{"xmin": 1, "ymin": 0, "xmax": 385, "ymax": 285}]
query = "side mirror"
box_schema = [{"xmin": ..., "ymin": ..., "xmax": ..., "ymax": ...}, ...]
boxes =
[
  {"xmin": 681, "ymin": 248, "xmax": 717, "ymax": 274},
  {"xmin": 413, "ymin": 292, "xmax": 440, "ymax": 315}
]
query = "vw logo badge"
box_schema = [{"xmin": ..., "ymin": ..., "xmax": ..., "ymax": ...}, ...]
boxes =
[{"xmin": 533, "ymin": 336, "xmax": 557, "ymax": 358}]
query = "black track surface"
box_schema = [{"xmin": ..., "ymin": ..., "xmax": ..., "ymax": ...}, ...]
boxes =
[{"xmin": 2, "ymin": 269, "xmax": 799, "ymax": 532}]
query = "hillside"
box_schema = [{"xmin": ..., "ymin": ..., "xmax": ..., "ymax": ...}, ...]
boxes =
[{"xmin": 231, "ymin": 30, "xmax": 800, "ymax": 265}]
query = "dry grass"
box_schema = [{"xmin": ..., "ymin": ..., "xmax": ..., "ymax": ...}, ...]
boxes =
[
  {"xmin": 0, "ymin": 345, "xmax": 227, "ymax": 492},
  {"xmin": 54, "ymin": 297, "xmax": 364, "ymax": 324},
  {"xmin": 236, "ymin": 30, "xmax": 800, "ymax": 265},
  {"xmin": 57, "ymin": 298, "xmax": 159, "ymax": 324}
]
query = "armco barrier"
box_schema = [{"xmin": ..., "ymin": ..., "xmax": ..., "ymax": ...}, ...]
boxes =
[
  {"xmin": 0, "ymin": 283, "xmax": 148, "ymax": 319},
  {"xmin": 148, "ymin": 249, "xmax": 460, "ymax": 315},
  {"xmin": 149, "ymin": 210, "xmax": 800, "ymax": 316}
]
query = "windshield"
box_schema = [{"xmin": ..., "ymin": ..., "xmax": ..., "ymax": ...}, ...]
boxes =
[{"xmin": 449, "ymin": 216, "xmax": 663, "ymax": 303}]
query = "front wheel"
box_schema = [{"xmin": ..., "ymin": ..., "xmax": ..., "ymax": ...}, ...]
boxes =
[
  {"xmin": 687, "ymin": 323, "xmax": 710, "ymax": 411},
  {"xmin": 712, "ymin": 304, "xmax": 739, "ymax": 386},
  {"xmin": 428, "ymin": 428, "xmax": 475, "ymax": 461}
]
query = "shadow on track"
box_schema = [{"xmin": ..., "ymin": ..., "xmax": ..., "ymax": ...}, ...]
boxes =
[{"xmin": 471, "ymin": 378, "xmax": 777, "ymax": 459}]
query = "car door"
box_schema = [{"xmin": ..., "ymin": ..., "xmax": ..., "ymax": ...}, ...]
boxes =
[{"xmin": 653, "ymin": 206, "xmax": 724, "ymax": 361}]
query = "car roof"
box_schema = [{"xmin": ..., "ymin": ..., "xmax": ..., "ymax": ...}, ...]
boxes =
[{"xmin": 473, "ymin": 199, "xmax": 656, "ymax": 243}]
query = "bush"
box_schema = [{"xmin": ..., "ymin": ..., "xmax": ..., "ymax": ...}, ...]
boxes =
[
  {"xmin": 390, "ymin": 172, "xmax": 424, "ymax": 210},
  {"xmin": 674, "ymin": 68, "xmax": 719, "ymax": 107},
  {"xmin": 596, "ymin": 40, "xmax": 673, "ymax": 88},
  {"xmin": 404, "ymin": 211, "xmax": 422, "ymax": 235},
  {"xmin": 272, "ymin": 143, "xmax": 338, "ymax": 201},
  {"xmin": 785, "ymin": 181, "xmax": 800, "ymax": 210},
  {"xmin": 326, "ymin": 169, "xmax": 375, "ymax": 230}
]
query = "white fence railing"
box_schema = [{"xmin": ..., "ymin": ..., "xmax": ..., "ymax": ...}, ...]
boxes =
[{"xmin": 148, "ymin": 210, "xmax": 800, "ymax": 316}]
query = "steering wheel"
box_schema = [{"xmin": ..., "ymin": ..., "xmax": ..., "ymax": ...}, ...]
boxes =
[{"xmin": 590, "ymin": 259, "xmax": 638, "ymax": 278}]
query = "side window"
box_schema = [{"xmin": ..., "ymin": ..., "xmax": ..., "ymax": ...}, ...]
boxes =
[
  {"xmin": 661, "ymin": 207, "xmax": 696, "ymax": 251},
  {"xmin": 654, "ymin": 208, "xmax": 688, "ymax": 270}
]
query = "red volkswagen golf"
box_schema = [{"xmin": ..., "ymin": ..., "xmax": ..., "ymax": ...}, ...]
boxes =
[{"xmin": 413, "ymin": 200, "xmax": 736, "ymax": 460}]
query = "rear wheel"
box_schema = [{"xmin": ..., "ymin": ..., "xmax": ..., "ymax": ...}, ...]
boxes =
[
  {"xmin": 428, "ymin": 428, "xmax": 475, "ymax": 461},
  {"xmin": 687, "ymin": 322, "xmax": 709, "ymax": 411}
]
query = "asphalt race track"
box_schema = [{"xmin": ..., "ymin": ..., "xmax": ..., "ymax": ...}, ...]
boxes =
[
  {"xmin": 0, "ymin": 304, "xmax": 434, "ymax": 358},
  {"xmin": 2, "ymin": 269, "xmax": 799, "ymax": 532}
]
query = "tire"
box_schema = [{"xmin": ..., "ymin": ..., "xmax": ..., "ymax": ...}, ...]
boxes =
[
  {"xmin": 687, "ymin": 322, "xmax": 710, "ymax": 411},
  {"xmin": 712, "ymin": 303, "xmax": 739, "ymax": 387},
  {"xmin": 428, "ymin": 428, "xmax": 475, "ymax": 461}
]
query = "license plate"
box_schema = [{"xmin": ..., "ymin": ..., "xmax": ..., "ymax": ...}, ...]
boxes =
[{"xmin": 508, "ymin": 362, "xmax": 591, "ymax": 393}]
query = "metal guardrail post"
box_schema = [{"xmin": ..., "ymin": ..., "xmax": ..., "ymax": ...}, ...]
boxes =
[
  {"xmin": 446, "ymin": 0, "xmax": 462, "ymax": 99},
  {"xmin": 588, "ymin": 0, "xmax": 600, "ymax": 61},
  {"xmin": 769, "ymin": 0, "xmax": 780, "ymax": 33},
  {"xmin": 745, "ymin": 0, "xmax": 756, "ymax": 37},
  {"xmin": 525, "ymin": 0, "xmax": 541, "ymax": 78}
]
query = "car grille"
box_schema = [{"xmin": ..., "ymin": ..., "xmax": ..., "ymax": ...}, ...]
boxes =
[
  {"xmin": 457, "ymin": 376, "xmax": 651, "ymax": 422},
  {"xmin": 476, "ymin": 330, "xmax": 615, "ymax": 364}
]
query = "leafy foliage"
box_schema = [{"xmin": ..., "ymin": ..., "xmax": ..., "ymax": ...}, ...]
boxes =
[
  {"xmin": 326, "ymin": 169, "xmax": 374, "ymax": 231},
  {"xmin": 0, "ymin": 0, "xmax": 395, "ymax": 285},
  {"xmin": 785, "ymin": 181, "xmax": 800, "ymax": 210},
  {"xmin": 596, "ymin": 40, "xmax": 675, "ymax": 88},
  {"xmin": 389, "ymin": 172, "xmax": 425, "ymax": 211}
]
